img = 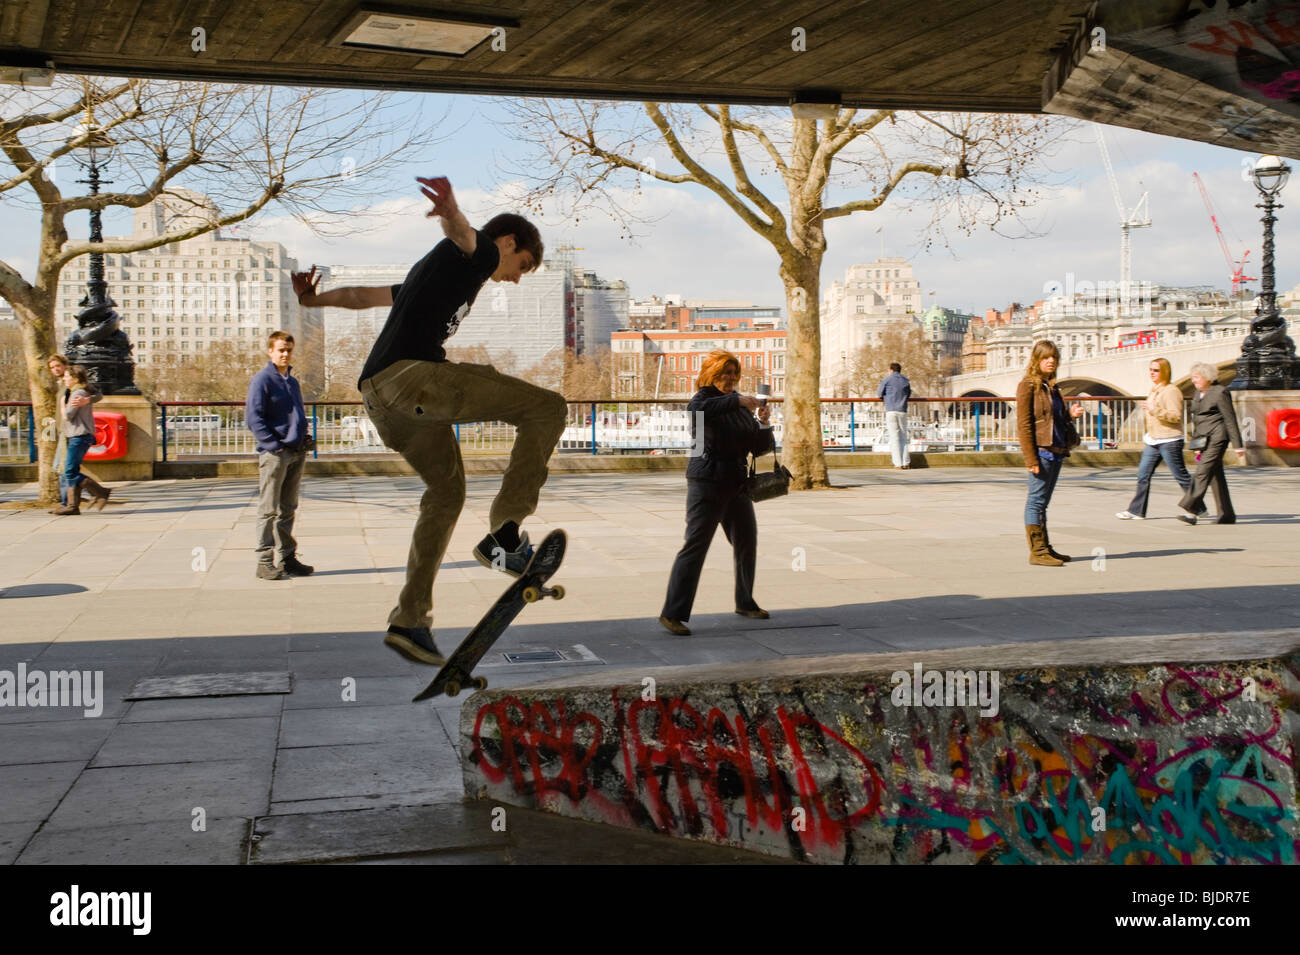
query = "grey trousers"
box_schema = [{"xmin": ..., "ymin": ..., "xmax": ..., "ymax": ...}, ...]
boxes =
[
  {"xmin": 256, "ymin": 448, "xmax": 306, "ymax": 564},
  {"xmin": 360, "ymin": 360, "xmax": 567, "ymax": 629}
]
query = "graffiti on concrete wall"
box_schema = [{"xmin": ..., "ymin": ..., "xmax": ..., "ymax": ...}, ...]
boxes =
[{"xmin": 466, "ymin": 663, "xmax": 1298, "ymax": 864}]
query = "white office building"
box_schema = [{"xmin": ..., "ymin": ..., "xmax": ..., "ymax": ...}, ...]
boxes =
[
  {"xmin": 821, "ymin": 257, "xmax": 925, "ymax": 396},
  {"xmin": 53, "ymin": 189, "xmax": 318, "ymax": 368}
]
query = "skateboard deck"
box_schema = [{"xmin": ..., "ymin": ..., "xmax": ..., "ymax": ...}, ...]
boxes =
[{"xmin": 413, "ymin": 528, "xmax": 567, "ymax": 701}]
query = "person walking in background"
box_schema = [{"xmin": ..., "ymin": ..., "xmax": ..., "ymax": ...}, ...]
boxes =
[
  {"xmin": 1177, "ymin": 362, "xmax": 1245, "ymax": 525},
  {"xmin": 47, "ymin": 353, "xmax": 104, "ymax": 508},
  {"xmin": 49, "ymin": 365, "xmax": 107, "ymax": 515},
  {"xmin": 660, "ymin": 351, "xmax": 774, "ymax": 636},
  {"xmin": 1116, "ymin": 357, "xmax": 1194, "ymax": 521},
  {"xmin": 246, "ymin": 332, "xmax": 314, "ymax": 581},
  {"xmin": 1016, "ymin": 340, "xmax": 1083, "ymax": 566},
  {"xmin": 878, "ymin": 361, "xmax": 912, "ymax": 469}
]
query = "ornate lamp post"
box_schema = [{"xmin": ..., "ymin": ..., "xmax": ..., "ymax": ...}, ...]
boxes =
[
  {"xmin": 64, "ymin": 103, "xmax": 139, "ymax": 395},
  {"xmin": 1231, "ymin": 155, "xmax": 1300, "ymax": 390}
]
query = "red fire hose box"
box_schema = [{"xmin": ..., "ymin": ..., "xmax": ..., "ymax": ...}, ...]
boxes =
[
  {"xmin": 85, "ymin": 411, "xmax": 128, "ymax": 461},
  {"xmin": 1266, "ymin": 409, "xmax": 1300, "ymax": 450}
]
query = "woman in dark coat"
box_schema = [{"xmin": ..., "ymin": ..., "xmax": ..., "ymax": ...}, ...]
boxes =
[
  {"xmin": 659, "ymin": 351, "xmax": 774, "ymax": 636},
  {"xmin": 1177, "ymin": 362, "xmax": 1245, "ymax": 524}
]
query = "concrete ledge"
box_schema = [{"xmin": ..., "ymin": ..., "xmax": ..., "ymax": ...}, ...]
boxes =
[{"xmin": 460, "ymin": 630, "xmax": 1300, "ymax": 865}]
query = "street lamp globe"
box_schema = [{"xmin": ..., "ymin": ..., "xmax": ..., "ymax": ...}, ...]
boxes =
[
  {"xmin": 68, "ymin": 120, "xmax": 116, "ymax": 171},
  {"xmin": 1252, "ymin": 154, "xmax": 1290, "ymax": 197}
]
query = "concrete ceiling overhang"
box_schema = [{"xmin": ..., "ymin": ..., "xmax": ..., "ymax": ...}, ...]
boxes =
[
  {"xmin": 0, "ymin": 0, "xmax": 1089, "ymax": 109},
  {"xmin": 1045, "ymin": 0, "xmax": 1300, "ymax": 158},
  {"xmin": 5, "ymin": 0, "xmax": 1300, "ymax": 157}
]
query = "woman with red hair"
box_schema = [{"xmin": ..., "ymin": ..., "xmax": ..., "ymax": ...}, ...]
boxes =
[{"xmin": 659, "ymin": 351, "xmax": 774, "ymax": 635}]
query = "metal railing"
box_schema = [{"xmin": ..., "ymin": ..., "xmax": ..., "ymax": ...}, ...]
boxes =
[
  {"xmin": 0, "ymin": 396, "xmax": 1187, "ymax": 462},
  {"xmin": 0, "ymin": 402, "xmax": 38, "ymax": 463}
]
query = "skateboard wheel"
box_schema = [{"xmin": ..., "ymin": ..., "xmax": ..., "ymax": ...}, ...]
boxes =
[
  {"xmin": 522, "ymin": 586, "xmax": 540, "ymax": 603},
  {"xmin": 474, "ymin": 677, "xmax": 488, "ymax": 691},
  {"xmin": 445, "ymin": 680, "xmax": 461, "ymax": 697},
  {"xmin": 550, "ymin": 585, "xmax": 565, "ymax": 600}
]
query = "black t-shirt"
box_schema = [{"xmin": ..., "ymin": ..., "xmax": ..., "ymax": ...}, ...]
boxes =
[{"xmin": 357, "ymin": 231, "xmax": 500, "ymax": 384}]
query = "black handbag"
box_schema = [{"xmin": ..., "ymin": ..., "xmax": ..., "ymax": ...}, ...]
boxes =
[
  {"xmin": 1186, "ymin": 434, "xmax": 1208, "ymax": 451},
  {"xmin": 743, "ymin": 451, "xmax": 792, "ymax": 502}
]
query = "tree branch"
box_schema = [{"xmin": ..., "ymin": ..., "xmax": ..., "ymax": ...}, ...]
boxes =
[
  {"xmin": 822, "ymin": 160, "xmax": 950, "ymax": 219},
  {"xmin": 53, "ymin": 178, "xmax": 283, "ymax": 268},
  {"xmin": 644, "ymin": 103, "xmax": 782, "ymax": 245},
  {"xmin": 716, "ymin": 105, "xmax": 787, "ymax": 237},
  {"xmin": 62, "ymin": 149, "xmax": 202, "ymax": 212},
  {"xmin": 699, "ymin": 104, "xmax": 791, "ymax": 179}
]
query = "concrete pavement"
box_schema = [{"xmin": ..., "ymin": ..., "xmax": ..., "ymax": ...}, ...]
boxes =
[{"xmin": 1, "ymin": 466, "xmax": 1297, "ymax": 863}]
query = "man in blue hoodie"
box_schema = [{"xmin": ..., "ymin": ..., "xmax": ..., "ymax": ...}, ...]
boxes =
[
  {"xmin": 878, "ymin": 362, "xmax": 912, "ymax": 469},
  {"xmin": 246, "ymin": 331, "xmax": 314, "ymax": 580}
]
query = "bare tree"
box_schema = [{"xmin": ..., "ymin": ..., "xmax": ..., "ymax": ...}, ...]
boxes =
[
  {"xmin": 0, "ymin": 77, "xmax": 442, "ymax": 503},
  {"xmin": 500, "ymin": 102, "xmax": 1063, "ymax": 488}
]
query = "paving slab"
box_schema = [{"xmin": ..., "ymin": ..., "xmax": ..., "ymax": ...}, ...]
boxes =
[
  {"xmin": 90, "ymin": 716, "xmax": 280, "ymax": 768},
  {"xmin": 0, "ymin": 762, "xmax": 89, "ymax": 824},
  {"xmin": 43, "ymin": 759, "xmax": 272, "ymax": 831},
  {"xmin": 122, "ymin": 695, "xmax": 285, "ymax": 723},
  {"xmin": 0, "ymin": 718, "xmax": 118, "ymax": 766},
  {"xmin": 16, "ymin": 817, "xmax": 250, "ymax": 865},
  {"xmin": 278, "ymin": 704, "xmax": 437, "ymax": 748},
  {"xmin": 270, "ymin": 740, "xmax": 463, "ymax": 805}
]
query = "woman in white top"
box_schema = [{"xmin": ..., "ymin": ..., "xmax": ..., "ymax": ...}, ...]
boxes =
[{"xmin": 1116, "ymin": 357, "xmax": 1194, "ymax": 520}]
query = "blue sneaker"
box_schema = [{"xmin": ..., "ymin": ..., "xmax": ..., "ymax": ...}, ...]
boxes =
[{"xmin": 473, "ymin": 530, "xmax": 533, "ymax": 577}]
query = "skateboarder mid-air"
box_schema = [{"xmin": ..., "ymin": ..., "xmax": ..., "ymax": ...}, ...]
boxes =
[{"xmin": 293, "ymin": 177, "xmax": 567, "ymax": 666}]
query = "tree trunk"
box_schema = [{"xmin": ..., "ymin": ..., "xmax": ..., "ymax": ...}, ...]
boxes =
[
  {"xmin": 781, "ymin": 252, "xmax": 829, "ymax": 489},
  {"xmin": 15, "ymin": 299, "xmax": 59, "ymax": 505}
]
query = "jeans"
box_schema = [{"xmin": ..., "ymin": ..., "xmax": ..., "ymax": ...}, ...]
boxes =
[
  {"xmin": 1024, "ymin": 454, "xmax": 1063, "ymax": 525},
  {"xmin": 662, "ymin": 479, "xmax": 759, "ymax": 622},
  {"xmin": 885, "ymin": 411, "xmax": 910, "ymax": 467},
  {"xmin": 63, "ymin": 434, "xmax": 93, "ymax": 491},
  {"xmin": 1126, "ymin": 440, "xmax": 1192, "ymax": 517}
]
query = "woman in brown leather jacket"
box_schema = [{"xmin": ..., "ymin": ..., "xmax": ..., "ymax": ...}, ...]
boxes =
[{"xmin": 1016, "ymin": 340, "xmax": 1083, "ymax": 566}]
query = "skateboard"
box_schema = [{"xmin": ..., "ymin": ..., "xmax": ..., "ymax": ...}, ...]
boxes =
[{"xmin": 413, "ymin": 528, "xmax": 567, "ymax": 701}]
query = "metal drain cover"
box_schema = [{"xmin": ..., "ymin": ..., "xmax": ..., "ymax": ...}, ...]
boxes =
[
  {"xmin": 502, "ymin": 651, "xmax": 564, "ymax": 664},
  {"xmin": 125, "ymin": 671, "xmax": 293, "ymax": 700}
]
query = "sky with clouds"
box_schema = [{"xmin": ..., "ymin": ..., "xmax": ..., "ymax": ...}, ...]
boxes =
[{"xmin": 3, "ymin": 90, "xmax": 1295, "ymax": 316}]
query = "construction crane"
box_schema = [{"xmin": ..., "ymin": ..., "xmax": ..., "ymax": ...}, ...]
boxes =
[
  {"xmin": 1191, "ymin": 172, "xmax": 1254, "ymax": 297},
  {"xmin": 1094, "ymin": 126, "xmax": 1151, "ymax": 317}
]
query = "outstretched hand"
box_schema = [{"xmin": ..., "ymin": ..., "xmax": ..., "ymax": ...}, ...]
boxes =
[
  {"xmin": 417, "ymin": 176, "xmax": 458, "ymax": 220},
  {"xmin": 291, "ymin": 267, "xmax": 320, "ymax": 299}
]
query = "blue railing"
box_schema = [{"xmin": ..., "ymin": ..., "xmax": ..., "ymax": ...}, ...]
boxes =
[
  {"xmin": 151, "ymin": 396, "xmax": 1167, "ymax": 459},
  {"xmin": 0, "ymin": 396, "xmax": 1182, "ymax": 463}
]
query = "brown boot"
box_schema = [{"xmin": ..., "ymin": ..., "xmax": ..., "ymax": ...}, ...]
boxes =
[
  {"xmin": 1042, "ymin": 519, "xmax": 1070, "ymax": 562},
  {"xmin": 81, "ymin": 476, "xmax": 111, "ymax": 511},
  {"xmin": 1025, "ymin": 525, "xmax": 1062, "ymax": 566},
  {"xmin": 50, "ymin": 482, "xmax": 82, "ymax": 516}
]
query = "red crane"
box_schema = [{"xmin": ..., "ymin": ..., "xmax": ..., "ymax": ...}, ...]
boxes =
[{"xmin": 1193, "ymin": 172, "xmax": 1255, "ymax": 296}]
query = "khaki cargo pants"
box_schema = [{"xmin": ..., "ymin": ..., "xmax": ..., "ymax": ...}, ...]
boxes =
[{"xmin": 360, "ymin": 360, "xmax": 567, "ymax": 629}]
